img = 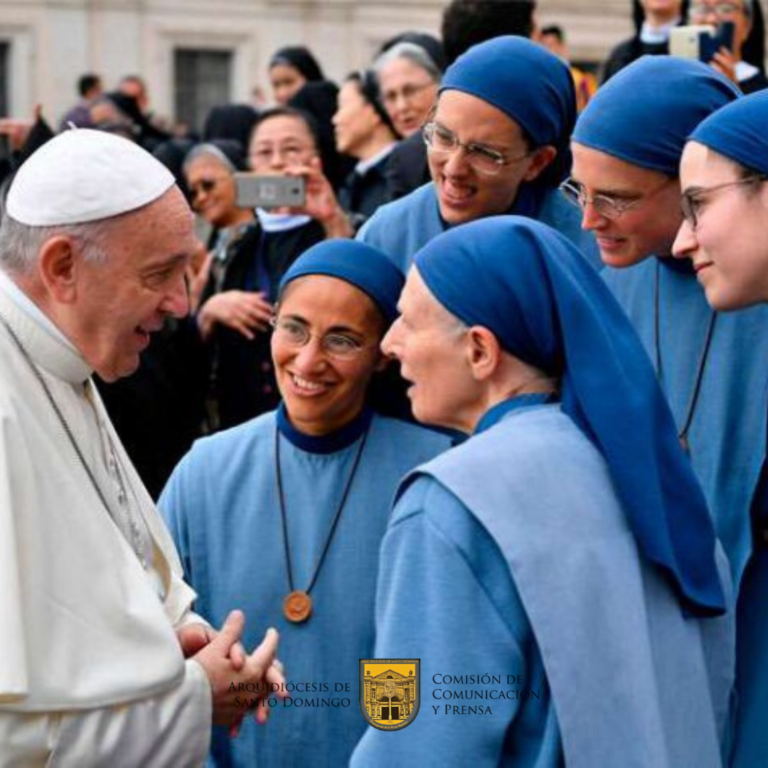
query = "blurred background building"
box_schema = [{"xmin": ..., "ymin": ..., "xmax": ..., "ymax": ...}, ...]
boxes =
[{"xmin": 0, "ymin": 0, "xmax": 691, "ymax": 131}]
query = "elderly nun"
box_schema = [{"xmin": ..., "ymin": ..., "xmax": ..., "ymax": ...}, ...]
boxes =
[
  {"xmin": 570, "ymin": 61, "xmax": 768, "ymax": 766},
  {"xmin": 351, "ymin": 216, "xmax": 733, "ymax": 767}
]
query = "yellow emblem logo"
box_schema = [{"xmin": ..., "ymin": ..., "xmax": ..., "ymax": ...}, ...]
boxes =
[{"xmin": 359, "ymin": 659, "xmax": 420, "ymax": 731}]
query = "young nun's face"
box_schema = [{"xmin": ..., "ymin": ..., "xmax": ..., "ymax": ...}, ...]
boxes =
[
  {"xmin": 333, "ymin": 81, "xmax": 381, "ymax": 157},
  {"xmin": 382, "ymin": 268, "xmax": 478, "ymax": 433},
  {"xmin": 673, "ymin": 141, "xmax": 768, "ymax": 310},
  {"xmin": 427, "ymin": 90, "xmax": 554, "ymax": 226},
  {"xmin": 269, "ymin": 64, "xmax": 307, "ymax": 106},
  {"xmin": 272, "ymin": 276, "xmax": 387, "ymax": 436},
  {"xmin": 570, "ymin": 143, "xmax": 682, "ymax": 268}
]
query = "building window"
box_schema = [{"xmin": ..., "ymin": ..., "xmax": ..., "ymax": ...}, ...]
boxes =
[
  {"xmin": 0, "ymin": 42, "xmax": 9, "ymax": 117},
  {"xmin": 174, "ymin": 48, "xmax": 232, "ymax": 134}
]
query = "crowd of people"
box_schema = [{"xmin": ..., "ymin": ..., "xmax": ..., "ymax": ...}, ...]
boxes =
[{"xmin": 1, "ymin": 0, "xmax": 768, "ymax": 765}]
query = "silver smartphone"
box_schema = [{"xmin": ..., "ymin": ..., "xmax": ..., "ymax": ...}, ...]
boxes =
[{"xmin": 234, "ymin": 173, "xmax": 306, "ymax": 209}]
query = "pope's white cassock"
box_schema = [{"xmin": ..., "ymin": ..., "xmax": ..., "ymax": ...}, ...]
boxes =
[{"xmin": 0, "ymin": 269, "xmax": 212, "ymax": 767}]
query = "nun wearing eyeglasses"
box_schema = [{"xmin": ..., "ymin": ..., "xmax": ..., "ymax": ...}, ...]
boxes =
[
  {"xmin": 356, "ymin": 36, "xmax": 600, "ymax": 273},
  {"xmin": 672, "ymin": 90, "xmax": 768, "ymax": 768},
  {"xmin": 351, "ymin": 216, "xmax": 733, "ymax": 768},
  {"xmin": 160, "ymin": 240, "xmax": 450, "ymax": 768},
  {"xmin": 571, "ymin": 48, "xmax": 768, "ymax": 705}
]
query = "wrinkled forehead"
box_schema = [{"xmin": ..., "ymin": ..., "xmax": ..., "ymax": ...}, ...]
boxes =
[{"xmin": 401, "ymin": 268, "xmax": 460, "ymax": 327}]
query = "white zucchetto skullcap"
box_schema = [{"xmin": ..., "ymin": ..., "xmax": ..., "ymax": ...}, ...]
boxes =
[{"xmin": 6, "ymin": 128, "xmax": 175, "ymax": 226}]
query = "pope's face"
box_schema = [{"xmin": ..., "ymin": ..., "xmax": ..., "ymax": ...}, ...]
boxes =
[{"xmin": 69, "ymin": 186, "xmax": 197, "ymax": 381}]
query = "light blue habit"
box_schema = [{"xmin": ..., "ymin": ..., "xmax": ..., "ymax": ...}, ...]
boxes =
[
  {"xmin": 160, "ymin": 410, "xmax": 449, "ymax": 768},
  {"xmin": 686, "ymin": 89, "xmax": 768, "ymax": 768},
  {"xmin": 358, "ymin": 36, "xmax": 600, "ymax": 273},
  {"xmin": 351, "ymin": 401, "xmax": 733, "ymax": 767},
  {"xmin": 357, "ymin": 181, "xmax": 600, "ymax": 273},
  {"xmin": 573, "ymin": 57, "xmax": 767, "ymax": 766},
  {"xmin": 603, "ymin": 261, "xmax": 768, "ymax": 767},
  {"xmin": 602, "ymin": 259, "xmax": 768, "ymax": 591}
]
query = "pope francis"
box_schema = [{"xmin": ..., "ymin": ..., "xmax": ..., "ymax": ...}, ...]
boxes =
[{"xmin": 0, "ymin": 129, "xmax": 282, "ymax": 766}]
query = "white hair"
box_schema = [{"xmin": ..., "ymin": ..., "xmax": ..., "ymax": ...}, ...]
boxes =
[
  {"xmin": 182, "ymin": 143, "xmax": 237, "ymax": 175},
  {"xmin": 0, "ymin": 214, "xmax": 110, "ymax": 275},
  {"xmin": 374, "ymin": 42, "xmax": 442, "ymax": 83}
]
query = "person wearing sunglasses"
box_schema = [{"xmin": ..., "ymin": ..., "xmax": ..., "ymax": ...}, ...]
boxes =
[
  {"xmin": 183, "ymin": 139, "xmax": 276, "ymax": 432},
  {"xmin": 160, "ymin": 239, "xmax": 449, "ymax": 768},
  {"xmin": 356, "ymin": 36, "xmax": 600, "ymax": 274},
  {"xmin": 673, "ymin": 90, "xmax": 768, "ymax": 767}
]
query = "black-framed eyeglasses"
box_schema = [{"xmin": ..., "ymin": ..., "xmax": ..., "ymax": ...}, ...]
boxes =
[
  {"xmin": 422, "ymin": 121, "xmax": 532, "ymax": 176},
  {"xmin": 560, "ymin": 177, "xmax": 673, "ymax": 220},
  {"xmin": 270, "ymin": 316, "xmax": 372, "ymax": 360},
  {"xmin": 680, "ymin": 175, "xmax": 768, "ymax": 230}
]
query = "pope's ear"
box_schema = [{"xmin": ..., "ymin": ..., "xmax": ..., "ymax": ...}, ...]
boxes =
[{"xmin": 38, "ymin": 235, "xmax": 80, "ymax": 303}]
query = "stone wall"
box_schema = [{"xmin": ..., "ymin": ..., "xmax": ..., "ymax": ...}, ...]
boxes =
[{"xmin": 0, "ymin": 0, "xmax": 637, "ymax": 124}]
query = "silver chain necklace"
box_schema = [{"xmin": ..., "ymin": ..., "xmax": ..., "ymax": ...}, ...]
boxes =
[{"xmin": 0, "ymin": 313, "xmax": 150, "ymax": 568}]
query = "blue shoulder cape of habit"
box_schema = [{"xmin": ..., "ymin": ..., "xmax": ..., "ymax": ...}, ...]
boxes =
[
  {"xmin": 603, "ymin": 259, "xmax": 768, "ymax": 591},
  {"xmin": 357, "ymin": 181, "xmax": 600, "ymax": 274},
  {"xmin": 390, "ymin": 402, "xmax": 733, "ymax": 766}
]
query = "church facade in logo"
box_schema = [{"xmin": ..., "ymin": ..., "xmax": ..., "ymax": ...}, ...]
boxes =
[{"xmin": 359, "ymin": 659, "xmax": 420, "ymax": 731}]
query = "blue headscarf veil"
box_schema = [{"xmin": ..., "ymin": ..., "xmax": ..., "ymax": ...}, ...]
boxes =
[
  {"xmin": 439, "ymin": 36, "xmax": 576, "ymax": 215},
  {"xmin": 572, "ymin": 56, "xmax": 739, "ymax": 175},
  {"xmin": 414, "ymin": 215, "xmax": 725, "ymax": 617},
  {"xmin": 689, "ymin": 89, "xmax": 768, "ymax": 175},
  {"xmin": 279, "ymin": 239, "xmax": 404, "ymax": 325}
]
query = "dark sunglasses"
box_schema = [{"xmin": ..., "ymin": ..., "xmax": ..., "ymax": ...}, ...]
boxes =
[{"xmin": 189, "ymin": 177, "xmax": 228, "ymax": 199}]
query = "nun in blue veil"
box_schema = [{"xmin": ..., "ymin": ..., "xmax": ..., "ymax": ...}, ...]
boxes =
[
  {"xmin": 572, "ymin": 56, "xmax": 768, "ymax": 637},
  {"xmin": 160, "ymin": 239, "xmax": 450, "ymax": 767},
  {"xmin": 357, "ymin": 35, "xmax": 599, "ymax": 273},
  {"xmin": 351, "ymin": 216, "xmax": 733, "ymax": 767},
  {"xmin": 673, "ymin": 90, "xmax": 768, "ymax": 768}
]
